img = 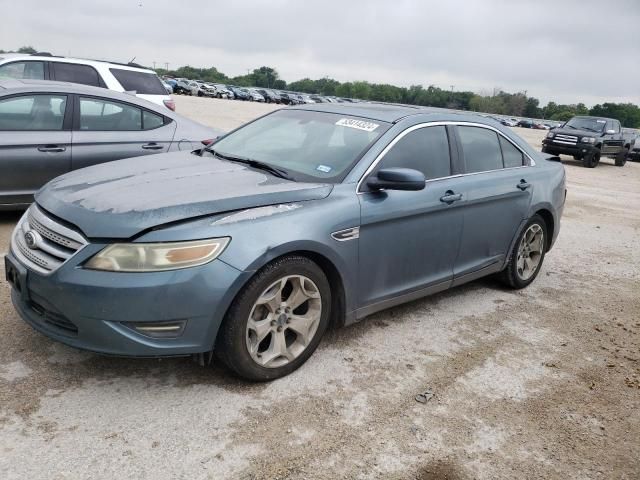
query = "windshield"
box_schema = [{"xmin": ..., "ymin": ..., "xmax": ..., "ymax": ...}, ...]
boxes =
[
  {"xmin": 208, "ymin": 110, "xmax": 389, "ymax": 182},
  {"xmin": 565, "ymin": 117, "xmax": 606, "ymax": 132}
]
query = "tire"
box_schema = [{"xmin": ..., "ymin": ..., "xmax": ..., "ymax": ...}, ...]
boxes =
[
  {"xmin": 615, "ymin": 147, "xmax": 628, "ymax": 167},
  {"xmin": 215, "ymin": 256, "xmax": 331, "ymax": 381},
  {"xmin": 499, "ymin": 214, "xmax": 547, "ymax": 290},
  {"xmin": 582, "ymin": 148, "xmax": 600, "ymax": 168}
]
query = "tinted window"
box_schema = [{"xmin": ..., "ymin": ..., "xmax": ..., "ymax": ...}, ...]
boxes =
[
  {"xmin": 109, "ymin": 68, "xmax": 167, "ymax": 95},
  {"xmin": 499, "ymin": 136, "xmax": 525, "ymax": 168},
  {"xmin": 52, "ymin": 62, "xmax": 101, "ymax": 87},
  {"xmin": 143, "ymin": 110, "xmax": 163, "ymax": 130},
  {"xmin": 0, "ymin": 61, "xmax": 45, "ymax": 80},
  {"xmin": 79, "ymin": 97, "xmax": 142, "ymax": 131},
  {"xmin": 378, "ymin": 126, "xmax": 451, "ymax": 179},
  {"xmin": 458, "ymin": 126, "xmax": 503, "ymax": 173},
  {"xmin": 0, "ymin": 95, "xmax": 66, "ymax": 130}
]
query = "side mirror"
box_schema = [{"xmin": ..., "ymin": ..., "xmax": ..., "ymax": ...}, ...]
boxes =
[
  {"xmin": 605, "ymin": 129, "xmax": 616, "ymax": 135},
  {"xmin": 367, "ymin": 168, "xmax": 425, "ymax": 191}
]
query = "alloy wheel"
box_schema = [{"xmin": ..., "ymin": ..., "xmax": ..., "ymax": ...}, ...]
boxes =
[
  {"xmin": 516, "ymin": 224, "xmax": 544, "ymax": 281},
  {"xmin": 246, "ymin": 275, "xmax": 322, "ymax": 368}
]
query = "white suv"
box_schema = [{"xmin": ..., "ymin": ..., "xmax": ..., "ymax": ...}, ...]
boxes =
[{"xmin": 0, "ymin": 53, "xmax": 174, "ymax": 110}]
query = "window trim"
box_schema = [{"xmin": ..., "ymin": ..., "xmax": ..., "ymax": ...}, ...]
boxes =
[
  {"xmin": 365, "ymin": 124, "xmax": 455, "ymax": 188},
  {"xmin": 72, "ymin": 94, "xmax": 168, "ymax": 132},
  {"xmin": 357, "ymin": 121, "xmax": 535, "ymax": 193},
  {"xmin": 0, "ymin": 92, "xmax": 72, "ymax": 132}
]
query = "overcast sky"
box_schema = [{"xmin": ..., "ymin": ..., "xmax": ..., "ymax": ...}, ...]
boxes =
[{"xmin": 2, "ymin": 0, "xmax": 639, "ymax": 106}]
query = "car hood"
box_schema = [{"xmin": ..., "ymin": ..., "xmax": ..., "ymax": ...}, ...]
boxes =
[
  {"xmin": 551, "ymin": 128, "xmax": 603, "ymax": 138},
  {"xmin": 35, "ymin": 151, "xmax": 333, "ymax": 239}
]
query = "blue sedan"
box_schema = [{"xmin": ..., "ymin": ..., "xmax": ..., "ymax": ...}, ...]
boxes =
[{"xmin": 5, "ymin": 104, "xmax": 566, "ymax": 380}]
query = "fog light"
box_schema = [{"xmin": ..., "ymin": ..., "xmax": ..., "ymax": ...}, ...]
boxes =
[{"xmin": 124, "ymin": 320, "xmax": 187, "ymax": 338}]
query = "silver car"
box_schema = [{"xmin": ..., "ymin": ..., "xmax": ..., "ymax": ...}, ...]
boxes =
[{"xmin": 0, "ymin": 79, "xmax": 221, "ymax": 209}]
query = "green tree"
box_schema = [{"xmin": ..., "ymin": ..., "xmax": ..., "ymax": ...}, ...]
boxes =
[{"xmin": 17, "ymin": 46, "xmax": 37, "ymax": 54}]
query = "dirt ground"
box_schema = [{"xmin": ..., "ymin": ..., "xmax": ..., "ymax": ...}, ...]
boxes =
[{"xmin": 0, "ymin": 97, "xmax": 638, "ymax": 480}]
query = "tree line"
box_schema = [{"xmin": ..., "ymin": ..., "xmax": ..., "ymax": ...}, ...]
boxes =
[{"xmin": 2, "ymin": 46, "xmax": 639, "ymax": 127}]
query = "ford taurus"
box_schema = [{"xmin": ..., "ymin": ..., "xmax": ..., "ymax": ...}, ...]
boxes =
[{"xmin": 5, "ymin": 104, "xmax": 566, "ymax": 381}]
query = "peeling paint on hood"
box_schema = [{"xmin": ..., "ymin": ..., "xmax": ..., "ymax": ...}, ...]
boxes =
[{"xmin": 35, "ymin": 151, "xmax": 332, "ymax": 239}]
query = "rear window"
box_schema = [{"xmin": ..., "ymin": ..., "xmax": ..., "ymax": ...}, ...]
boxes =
[
  {"xmin": 109, "ymin": 68, "xmax": 167, "ymax": 95},
  {"xmin": 52, "ymin": 62, "xmax": 102, "ymax": 87}
]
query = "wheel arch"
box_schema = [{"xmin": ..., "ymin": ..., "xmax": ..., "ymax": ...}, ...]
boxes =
[
  {"xmin": 230, "ymin": 243, "xmax": 352, "ymax": 330},
  {"xmin": 534, "ymin": 208, "xmax": 555, "ymax": 251}
]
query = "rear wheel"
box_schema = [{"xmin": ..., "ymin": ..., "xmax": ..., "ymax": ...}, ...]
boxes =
[
  {"xmin": 583, "ymin": 148, "xmax": 600, "ymax": 168},
  {"xmin": 216, "ymin": 256, "xmax": 331, "ymax": 381},
  {"xmin": 499, "ymin": 215, "xmax": 547, "ymax": 289},
  {"xmin": 615, "ymin": 147, "xmax": 628, "ymax": 167}
]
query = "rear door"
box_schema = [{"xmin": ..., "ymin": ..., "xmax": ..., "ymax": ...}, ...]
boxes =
[
  {"xmin": 71, "ymin": 95, "xmax": 176, "ymax": 170},
  {"xmin": 451, "ymin": 125, "xmax": 533, "ymax": 282},
  {"xmin": 0, "ymin": 93, "xmax": 72, "ymax": 206}
]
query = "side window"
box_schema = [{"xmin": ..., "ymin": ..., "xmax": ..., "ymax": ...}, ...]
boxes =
[
  {"xmin": 458, "ymin": 126, "xmax": 503, "ymax": 173},
  {"xmin": 499, "ymin": 136, "xmax": 525, "ymax": 168},
  {"xmin": 0, "ymin": 61, "xmax": 45, "ymax": 80},
  {"xmin": 51, "ymin": 62, "xmax": 101, "ymax": 87},
  {"xmin": 0, "ymin": 94, "xmax": 66, "ymax": 131},
  {"xmin": 377, "ymin": 126, "xmax": 451, "ymax": 179},
  {"xmin": 614, "ymin": 120, "xmax": 621, "ymax": 133},
  {"xmin": 79, "ymin": 97, "xmax": 142, "ymax": 131},
  {"xmin": 142, "ymin": 110, "xmax": 164, "ymax": 130}
]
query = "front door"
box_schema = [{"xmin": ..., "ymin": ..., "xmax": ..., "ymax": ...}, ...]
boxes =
[
  {"xmin": 0, "ymin": 94, "xmax": 71, "ymax": 206},
  {"xmin": 357, "ymin": 125, "xmax": 464, "ymax": 313}
]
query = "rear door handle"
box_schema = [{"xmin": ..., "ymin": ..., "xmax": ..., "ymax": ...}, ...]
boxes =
[
  {"xmin": 37, "ymin": 145, "xmax": 66, "ymax": 153},
  {"xmin": 517, "ymin": 180, "xmax": 531, "ymax": 191},
  {"xmin": 440, "ymin": 191, "xmax": 463, "ymax": 204},
  {"xmin": 141, "ymin": 142, "xmax": 164, "ymax": 150}
]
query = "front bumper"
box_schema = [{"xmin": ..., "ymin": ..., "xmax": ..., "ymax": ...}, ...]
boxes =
[
  {"xmin": 542, "ymin": 139, "xmax": 596, "ymax": 157},
  {"xmin": 6, "ymin": 248, "xmax": 250, "ymax": 357}
]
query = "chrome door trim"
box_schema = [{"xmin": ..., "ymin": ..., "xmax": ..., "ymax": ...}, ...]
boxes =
[{"xmin": 356, "ymin": 121, "xmax": 536, "ymax": 193}]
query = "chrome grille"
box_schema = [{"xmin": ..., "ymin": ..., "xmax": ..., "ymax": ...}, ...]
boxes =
[
  {"xmin": 11, "ymin": 205, "xmax": 87, "ymax": 275},
  {"xmin": 553, "ymin": 134, "xmax": 578, "ymax": 145}
]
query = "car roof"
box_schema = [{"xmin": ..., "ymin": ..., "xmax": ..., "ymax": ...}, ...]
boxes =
[
  {"xmin": 0, "ymin": 53, "xmax": 155, "ymax": 73},
  {"xmin": 291, "ymin": 102, "xmax": 485, "ymax": 124},
  {"xmin": 0, "ymin": 79, "xmax": 172, "ymax": 113}
]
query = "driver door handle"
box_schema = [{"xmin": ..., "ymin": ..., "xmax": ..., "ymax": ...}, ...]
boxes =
[
  {"xmin": 37, "ymin": 145, "xmax": 66, "ymax": 153},
  {"xmin": 440, "ymin": 191, "xmax": 463, "ymax": 204},
  {"xmin": 517, "ymin": 179, "xmax": 531, "ymax": 191},
  {"xmin": 141, "ymin": 142, "xmax": 164, "ymax": 150}
]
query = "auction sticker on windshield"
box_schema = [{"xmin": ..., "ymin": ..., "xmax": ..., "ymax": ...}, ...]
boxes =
[{"xmin": 336, "ymin": 118, "xmax": 379, "ymax": 132}]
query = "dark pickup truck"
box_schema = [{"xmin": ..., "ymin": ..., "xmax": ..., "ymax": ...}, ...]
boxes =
[{"xmin": 542, "ymin": 116, "xmax": 635, "ymax": 168}]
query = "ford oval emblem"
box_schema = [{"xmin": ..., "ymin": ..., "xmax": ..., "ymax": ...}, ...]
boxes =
[{"xmin": 24, "ymin": 231, "xmax": 38, "ymax": 249}]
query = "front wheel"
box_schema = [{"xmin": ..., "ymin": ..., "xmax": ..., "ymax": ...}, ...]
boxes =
[
  {"xmin": 583, "ymin": 148, "xmax": 600, "ymax": 168},
  {"xmin": 216, "ymin": 256, "xmax": 331, "ymax": 381},
  {"xmin": 499, "ymin": 215, "xmax": 547, "ymax": 289}
]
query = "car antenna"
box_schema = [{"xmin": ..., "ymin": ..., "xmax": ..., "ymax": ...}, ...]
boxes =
[{"xmin": 129, "ymin": 56, "xmax": 136, "ymax": 64}]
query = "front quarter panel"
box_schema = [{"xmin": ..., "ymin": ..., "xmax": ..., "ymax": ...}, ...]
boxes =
[{"xmin": 138, "ymin": 184, "xmax": 361, "ymax": 314}]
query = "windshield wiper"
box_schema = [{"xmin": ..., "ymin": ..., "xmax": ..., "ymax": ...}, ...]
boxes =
[
  {"xmin": 581, "ymin": 126, "xmax": 599, "ymax": 133},
  {"xmin": 205, "ymin": 148, "xmax": 294, "ymax": 181},
  {"xmin": 565, "ymin": 124, "xmax": 577, "ymax": 130}
]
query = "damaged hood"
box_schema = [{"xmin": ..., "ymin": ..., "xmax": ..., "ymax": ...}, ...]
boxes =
[{"xmin": 35, "ymin": 151, "xmax": 333, "ymax": 238}]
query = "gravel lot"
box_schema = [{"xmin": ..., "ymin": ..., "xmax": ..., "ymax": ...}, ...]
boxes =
[{"xmin": 1, "ymin": 96, "xmax": 638, "ymax": 479}]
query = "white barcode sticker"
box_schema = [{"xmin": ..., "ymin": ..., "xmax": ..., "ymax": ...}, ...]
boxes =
[{"xmin": 336, "ymin": 118, "xmax": 379, "ymax": 132}]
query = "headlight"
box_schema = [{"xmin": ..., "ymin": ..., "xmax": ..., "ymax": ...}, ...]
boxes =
[
  {"xmin": 547, "ymin": 132, "xmax": 554, "ymax": 138},
  {"xmin": 581, "ymin": 137, "xmax": 596, "ymax": 144},
  {"xmin": 84, "ymin": 238, "xmax": 230, "ymax": 272}
]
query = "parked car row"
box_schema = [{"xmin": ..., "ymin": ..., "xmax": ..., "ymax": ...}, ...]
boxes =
[{"xmin": 163, "ymin": 77, "xmax": 359, "ymax": 105}]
